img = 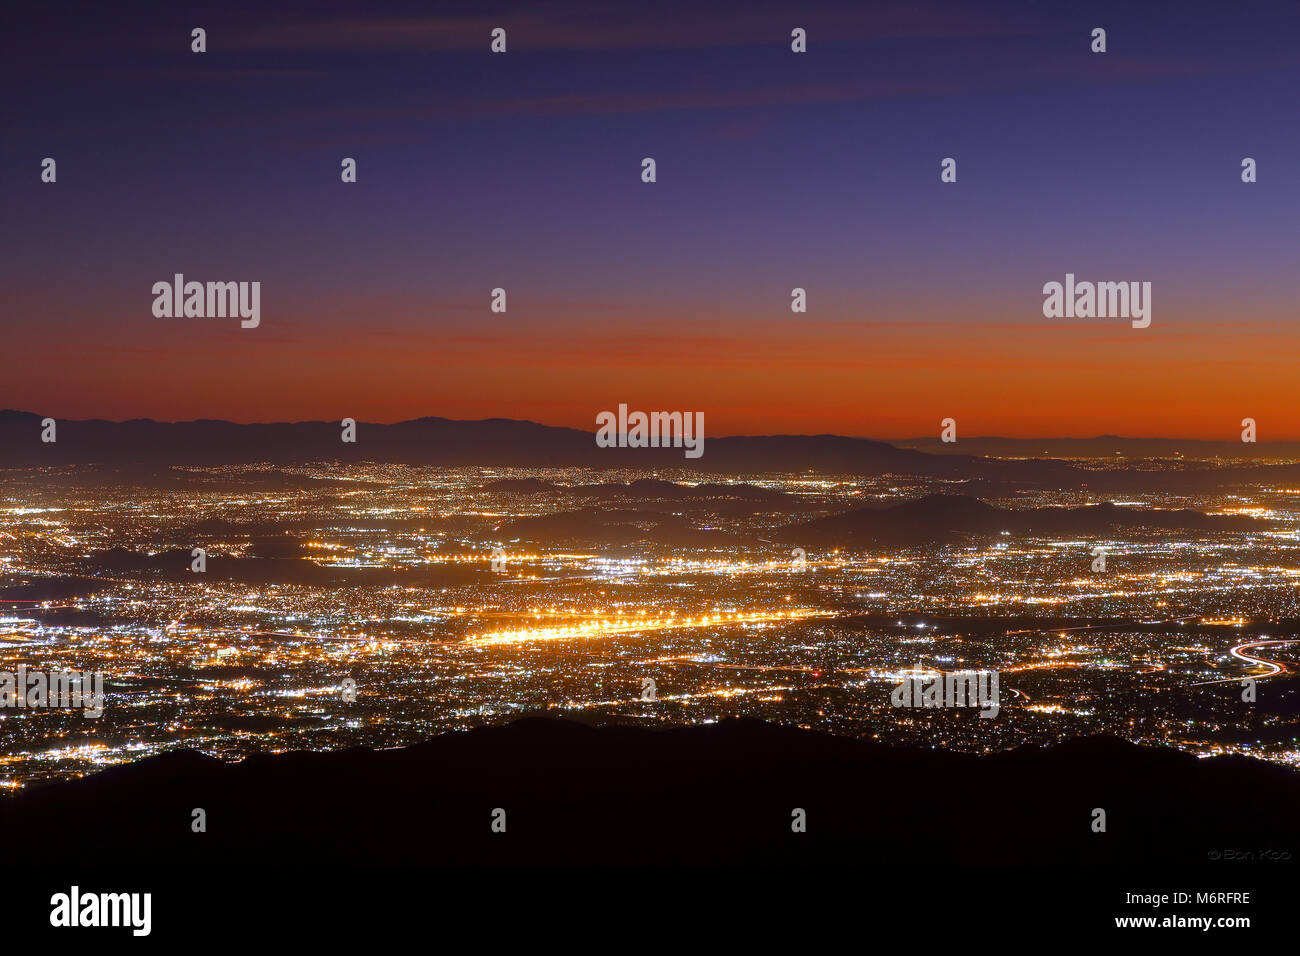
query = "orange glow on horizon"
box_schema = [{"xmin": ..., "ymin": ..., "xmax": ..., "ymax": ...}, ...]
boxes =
[{"xmin": 10, "ymin": 307, "xmax": 1300, "ymax": 439}]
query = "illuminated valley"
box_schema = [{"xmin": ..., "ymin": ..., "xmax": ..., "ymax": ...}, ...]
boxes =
[{"xmin": 2, "ymin": 461, "xmax": 1298, "ymax": 786}]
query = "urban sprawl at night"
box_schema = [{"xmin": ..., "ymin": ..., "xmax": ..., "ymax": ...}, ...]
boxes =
[{"xmin": 3, "ymin": 459, "xmax": 1297, "ymax": 786}]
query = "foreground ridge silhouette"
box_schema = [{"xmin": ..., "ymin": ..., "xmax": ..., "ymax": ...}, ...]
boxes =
[{"xmin": 6, "ymin": 717, "xmax": 1297, "ymax": 867}]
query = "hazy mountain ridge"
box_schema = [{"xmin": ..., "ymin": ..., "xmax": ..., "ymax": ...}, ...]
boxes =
[{"xmin": 3, "ymin": 411, "xmax": 1296, "ymax": 491}]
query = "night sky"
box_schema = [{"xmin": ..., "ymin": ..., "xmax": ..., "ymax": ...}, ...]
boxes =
[{"xmin": 4, "ymin": 0, "xmax": 1298, "ymax": 437}]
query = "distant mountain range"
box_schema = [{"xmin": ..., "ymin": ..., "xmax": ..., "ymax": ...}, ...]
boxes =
[
  {"xmin": 0, "ymin": 409, "xmax": 1004, "ymax": 476},
  {"xmin": 5, "ymin": 410, "xmax": 1300, "ymax": 492},
  {"xmin": 5, "ymin": 717, "xmax": 1296, "ymax": 867}
]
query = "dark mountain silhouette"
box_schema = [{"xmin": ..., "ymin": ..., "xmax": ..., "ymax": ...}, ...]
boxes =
[
  {"xmin": 7, "ymin": 410, "xmax": 1298, "ymax": 493},
  {"xmin": 5, "ymin": 717, "xmax": 1296, "ymax": 867},
  {"xmin": 0, "ymin": 409, "xmax": 1062, "ymax": 479},
  {"xmin": 780, "ymin": 494, "xmax": 1269, "ymax": 547},
  {"xmin": 0, "ymin": 575, "xmax": 108, "ymax": 602}
]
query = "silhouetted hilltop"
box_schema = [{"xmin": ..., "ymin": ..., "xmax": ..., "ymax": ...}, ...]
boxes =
[
  {"xmin": 5, "ymin": 717, "xmax": 1296, "ymax": 867},
  {"xmin": 781, "ymin": 493, "xmax": 1270, "ymax": 547}
]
